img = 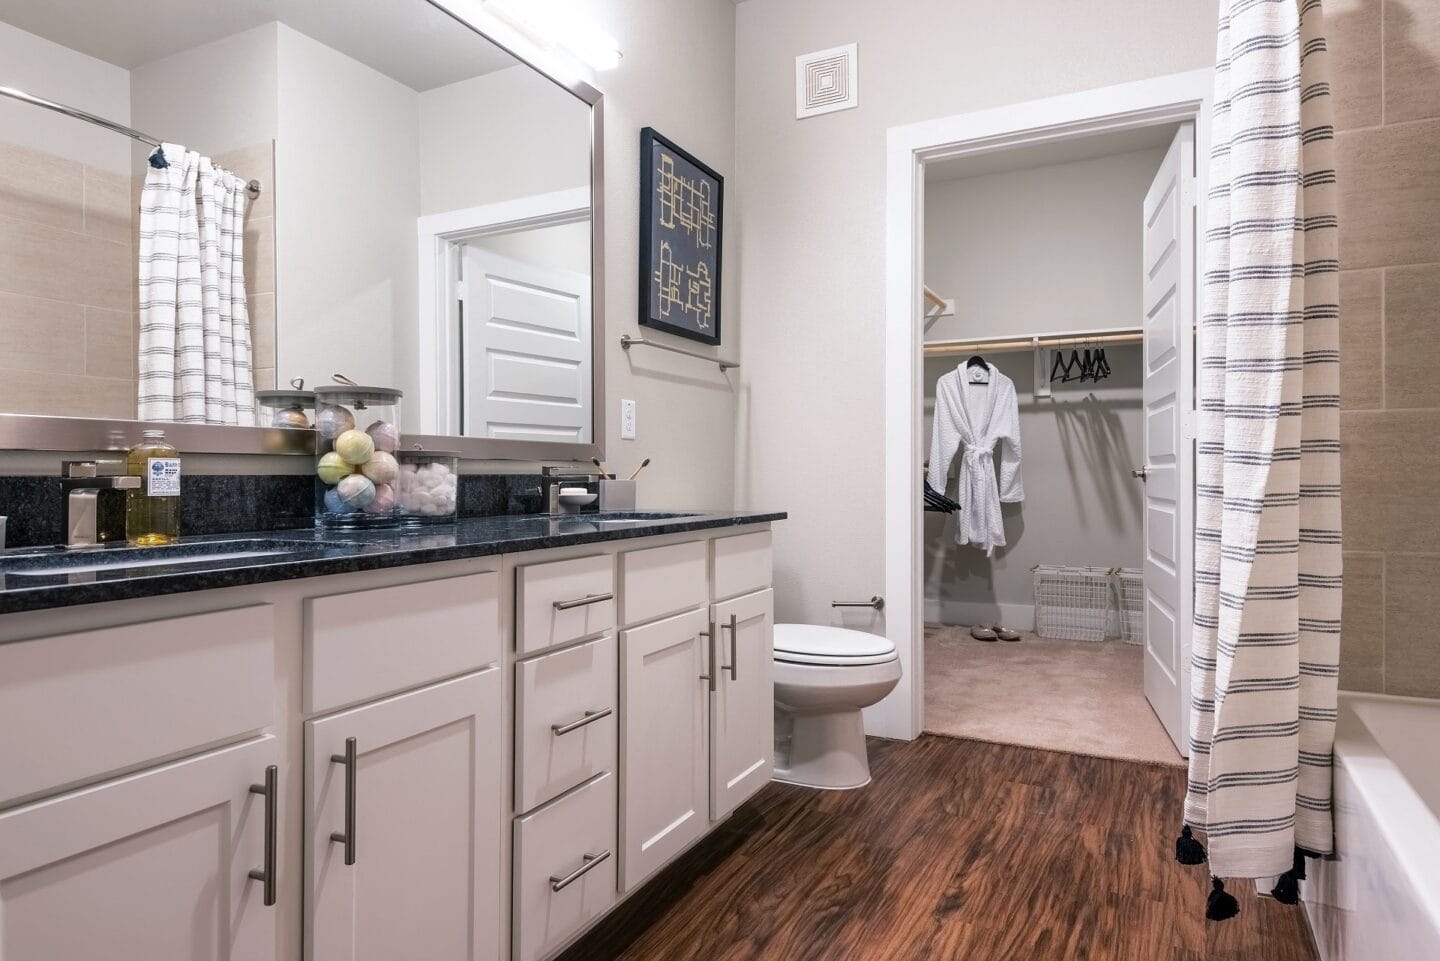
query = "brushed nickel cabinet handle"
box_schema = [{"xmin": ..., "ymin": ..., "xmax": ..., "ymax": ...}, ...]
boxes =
[
  {"xmin": 248, "ymin": 764, "xmax": 277, "ymax": 906},
  {"xmin": 552, "ymin": 707, "xmax": 613, "ymax": 736},
  {"xmin": 549, "ymin": 850, "xmax": 611, "ymax": 892},
  {"xmin": 553, "ymin": 592, "xmax": 613, "ymax": 611},
  {"xmin": 722, "ymin": 613, "xmax": 739, "ymax": 681},
  {"xmin": 330, "ymin": 737, "xmax": 357, "ymax": 866},
  {"xmin": 700, "ymin": 624, "xmax": 717, "ymax": 692},
  {"xmin": 1131, "ymin": 467, "xmax": 1149, "ymax": 481}
]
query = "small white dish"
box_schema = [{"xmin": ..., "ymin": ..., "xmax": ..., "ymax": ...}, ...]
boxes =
[{"xmin": 559, "ymin": 491, "xmax": 598, "ymax": 508}]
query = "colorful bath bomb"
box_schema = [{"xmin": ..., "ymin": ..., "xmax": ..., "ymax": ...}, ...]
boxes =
[
  {"xmin": 360, "ymin": 449, "xmax": 398, "ymax": 486},
  {"xmin": 336, "ymin": 473, "xmax": 376, "ymax": 509},
  {"xmin": 315, "ymin": 404, "xmax": 355, "ymax": 441},
  {"xmin": 334, "ymin": 429, "xmax": 376, "ymax": 465},
  {"xmin": 366, "ymin": 420, "xmax": 400, "ymax": 453},
  {"xmin": 362, "ymin": 482, "xmax": 396, "ymax": 514},
  {"xmin": 272, "ymin": 407, "xmax": 311, "ymax": 429},
  {"xmin": 323, "ymin": 487, "xmax": 351, "ymax": 514},
  {"xmin": 316, "ymin": 450, "xmax": 354, "ymax": 485}
]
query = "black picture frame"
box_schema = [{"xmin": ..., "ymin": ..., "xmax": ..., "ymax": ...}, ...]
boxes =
[{"xmin": 638, "ymin": 127, "xmax": 724, "ymax": 346}]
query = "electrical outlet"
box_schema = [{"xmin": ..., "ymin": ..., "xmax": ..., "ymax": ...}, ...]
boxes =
[{"xmin": 620, "ymin": 399, "xmax": 637, "ymax": 440}]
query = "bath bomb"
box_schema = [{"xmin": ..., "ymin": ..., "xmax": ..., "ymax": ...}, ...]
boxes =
[
  {"xmin": 334, "ymin": 428, "xmax": 376, "ymax": 466},
  {"xmin": 316, "ymin": 451, "xmax": 354, "ymax": 485},
  {"xmin": 315, "ymin": 404, "xmax": 355, "ymax": 441},
  {"xmin": 366, "ymin": 420, "xmax": 400, "ymax": 453},
  {"xmin": 336, "ymin": 473, "xmax": 376, "ymax": 509},
  {"xmin": 323, "ymin": 487, "xmax": 351, "ymax": 514},
  {"xmin": 360, "ymin": 450, "xmax": 399, "ymax": 486},
  {"xmin": 272, "ymin": 407, "xmax": 311, "ymax": 429},
  {"xmin": 362, "ymin": 482, "xmax": 396, "ymax": 514}
]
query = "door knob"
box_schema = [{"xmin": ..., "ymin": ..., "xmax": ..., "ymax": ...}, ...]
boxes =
[{"xmin": 1131, "ymin": 468, "xmax": 1148, "ymax": 481}]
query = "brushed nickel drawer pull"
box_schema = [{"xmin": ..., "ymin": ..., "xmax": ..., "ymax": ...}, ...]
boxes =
[
  {"xmin": 553, "ymin": 592, "xmax": 613, "ymax": 611},
  {"xmin": 551, "ymin": 707, "xmax": 613, "ymax": 736},
  {"xmin": 700, "ymin": 624, "xmax": 717, "ymax": 692},
  {"xmin": 329, "ymin": 737, "xmax": 357, "ymax": 866},
  {"xmin": 721, "ymin": 613, "xmax": 739, "ymax": 681},
  {"xmin": 248, "ymin": 764, "xmax": 278, "ymax": 906},
  {"xmin": 549, "ymin": 850, "xmax": 611, "ymax": 892}
]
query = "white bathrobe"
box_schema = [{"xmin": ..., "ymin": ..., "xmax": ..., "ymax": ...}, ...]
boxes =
[{"xmin": 926, "ymin": 363, "xmax": 1023, "ymax": 555}]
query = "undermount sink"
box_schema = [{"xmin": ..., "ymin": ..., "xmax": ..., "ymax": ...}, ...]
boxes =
[{"xmin": 0, "ymin": 538, "xmax": 346, "ymax": 577}]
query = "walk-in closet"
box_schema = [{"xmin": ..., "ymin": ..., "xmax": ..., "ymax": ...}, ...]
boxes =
[{"xmin": 920, "ymin": 125, "xmax": 1190, "ymax": 765}]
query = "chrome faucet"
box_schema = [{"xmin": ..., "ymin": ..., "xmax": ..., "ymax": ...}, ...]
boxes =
[
  {"xmin": 62, "ymin": 461, "xmax": 139, "ymax": 547},
  {"xmin": 540, "ymin": 465, "xmax": 599, "ymax": 515}
]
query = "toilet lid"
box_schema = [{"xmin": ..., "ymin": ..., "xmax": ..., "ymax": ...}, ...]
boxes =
[{"xmin": 774, "ymin": 624, "xmax": 898, "ymax": 666}]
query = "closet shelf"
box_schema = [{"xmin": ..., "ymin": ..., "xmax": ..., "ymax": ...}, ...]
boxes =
[{"xmin": 923, "ymin": 328, "xmax": 1142, "ymax": 356}]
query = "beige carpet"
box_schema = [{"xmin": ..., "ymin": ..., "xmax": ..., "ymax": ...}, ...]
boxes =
[{"xmin": 924, "ymin": 624, "xmax": 1184, "ymax": 767}]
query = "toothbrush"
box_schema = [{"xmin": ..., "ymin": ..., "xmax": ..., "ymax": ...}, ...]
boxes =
[
  {"xmin": 628, "ymin": 458, "xmax": 651, "ymax": 480},
  {"xmin": 591, "ymin": 457, "xmax": 613, "ymax": 479}
]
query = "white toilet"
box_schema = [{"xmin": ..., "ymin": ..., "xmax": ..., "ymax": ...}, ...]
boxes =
[{"xmin": 772, "ymin": 624, "xmax": 901, "ymax": 790}]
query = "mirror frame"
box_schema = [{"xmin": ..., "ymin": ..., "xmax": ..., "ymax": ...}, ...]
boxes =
[{"xmin": 0, "ymin": 6, "xmax": 605, "ymax": 463}]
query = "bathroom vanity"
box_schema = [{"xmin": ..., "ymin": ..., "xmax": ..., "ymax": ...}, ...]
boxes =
[{"xmin": 0, "ymin": 511, "xmax": 781, "ymax": 961}]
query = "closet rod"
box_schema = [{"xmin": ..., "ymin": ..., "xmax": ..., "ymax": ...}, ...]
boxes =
[
  {"xmin": 0, "ymin": 84, "xmax": 262, "ymax": 199},
  {"xmin": 923, "ymin": 329, "xmax": 1142, "ymax": 356},
  {"xmin": 922, "ymin": 286, "xmax": 948, "ymax": 310}
]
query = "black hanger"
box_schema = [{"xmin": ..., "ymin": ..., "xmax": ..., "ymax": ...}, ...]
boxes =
[
  {"xmin": 1093, "ymin": 347, "xmax": 1111, "ymax": 381},
  {"xmin": 1062, "ymin": 348, "xmax": 1083, "ymax": 382},
  {"xmin": 964, "ymin": 354, "xmax": 990, "ymax": 384}
]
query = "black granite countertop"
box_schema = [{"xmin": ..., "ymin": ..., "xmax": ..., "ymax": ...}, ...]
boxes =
[{"xmin": 0, "ymin": 510, "xmax": 784, "ymax": 616}]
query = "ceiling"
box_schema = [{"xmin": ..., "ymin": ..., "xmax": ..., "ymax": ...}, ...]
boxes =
[
  {"xmin": 0, "ymin": 0, "xmax": 518, "ymax": 91},
  {"xmin": 925, "ymin": 123, "xmax": 1179, "ymax": 183}
]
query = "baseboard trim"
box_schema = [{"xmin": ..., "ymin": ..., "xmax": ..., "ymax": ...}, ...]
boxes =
[{"xmin": 924, "ymin": 600, "xmax": 1035, "ymax": 631}]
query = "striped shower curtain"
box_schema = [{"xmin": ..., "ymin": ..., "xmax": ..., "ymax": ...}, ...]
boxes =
[
  {"xmin": 138, "ymin": 144, "xmax": 255, "ymax": 425},
  {"xmin": 1180, "ymin": 0, "xmax": 1341, "ymax": 919}
]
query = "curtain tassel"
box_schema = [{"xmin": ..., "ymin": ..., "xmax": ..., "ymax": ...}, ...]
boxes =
[
  {"xmin": 148, "ymin": 146, "xmax": 169, "ymax": 169},
  {"xmin": 1175, "ymin": 825, "xmax": 1208, "ymax": 865},
  {"xmin": 1270, "ymin": 847, "xmax": 1309, "ymax": 904},
  {"xmin": 1206, "ymin": 877, "xmax": 1239, "ymax": 921}
]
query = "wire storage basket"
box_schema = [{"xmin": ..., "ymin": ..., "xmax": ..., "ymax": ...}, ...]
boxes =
[
  {"xmin": 1032, "ymin": 565, "xmax": 1114, "ymax": 642},
  {"xmin": 1113, "ymin": 567, "xmax": 1144, "ymax": 645}
]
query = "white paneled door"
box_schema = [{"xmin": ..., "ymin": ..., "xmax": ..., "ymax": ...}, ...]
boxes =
[
  {"xmin": 709, "ymin": 589, "xmax": 775, "ymax": 820},
  {"xmin": 0, "ymin": 736, "xmax": 278, "ymax": 961},
  {"xmin": 1140, "ymin": 122, "xmax": 1197, "ymax": 756},
  {"xmin": 461, "ymin": 245, "xmax": 592, "ymax": 443},
  {"xmin": 306, "ymin": 669, "xmax": 503, "ymax": 961}
]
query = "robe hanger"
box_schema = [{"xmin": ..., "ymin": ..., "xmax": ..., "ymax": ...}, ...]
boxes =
[{"xmin": 964, "ymin": 354, "xmax": 990, "ymax": 384}]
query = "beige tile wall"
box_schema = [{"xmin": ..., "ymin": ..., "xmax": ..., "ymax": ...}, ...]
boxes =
[
  {"xmin": 0, "ymin": 142, "xmax": 136, "ymax": 418},
  {"xmin": 212, "ymin": 141, "xmax": 277, "ymax": 391},
  {"xmin": 1330, "ymin": 0, "xmax": 1440, "ymax": 697}
]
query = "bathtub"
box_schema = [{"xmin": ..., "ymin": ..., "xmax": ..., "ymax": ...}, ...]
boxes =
[{"xmin": 1303, "ymin": 692, "xmax": 1440, "ymax": 961}]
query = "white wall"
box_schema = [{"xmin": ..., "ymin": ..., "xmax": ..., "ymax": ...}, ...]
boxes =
[
  {"xmin": 417, "ymin": 65, "xmax": 591, "ymax": 216},
  {"xmin": 733, "ymin": 0, "xmax": 1214, "ymax": 635},
  {"xmin": 130, "ymin": 24, "xmax": 279, "ymax": 163},
  {"xmin": 273, "ymin": 23, "xmax": 420, "ymax": 401},
  {"xmin": 470, "ymin": 220, "xmax": 591, "ymax": 277},
  {"xmin": 0, "ymin": 20, "xmax": 131, "ymax": 173}
]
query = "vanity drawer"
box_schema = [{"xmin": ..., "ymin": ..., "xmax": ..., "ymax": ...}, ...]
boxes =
[
  {"xmin": 711, "ymin": 530, "xmax": 773, "ymax": 601},
  {"xmin": 515, "ymin": 634, "xmax": 617, "ymax": 813},
  {"xmin": 515, "ymin": 554, "xmax": 615, "ymax": 655},
  {"xmin": 620, "ymin": 541, "xmax": 707, "ymax": 626},
  {"xmin": 305, "ymin": 571, "xmax": 500, "ymax": 714},
  {"xmin": 0, "ymin": 605, "xmax": 273, "ymax": 807},
  {"xmin": 513, "ymin": 772, "xmax": 617, "ymax": 961}
]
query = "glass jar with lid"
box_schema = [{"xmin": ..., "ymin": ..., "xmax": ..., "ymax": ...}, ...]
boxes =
[
  {"xmin": 256, "ymin": 378, "xmax": 315, "ymax": 429},
  {"xmin": 313, "ymin": 382, "xmax": 403, "ymax": 528},
  {"xmin": 397, "ymin": 448, "xmax": 460, "ymax": 526}
]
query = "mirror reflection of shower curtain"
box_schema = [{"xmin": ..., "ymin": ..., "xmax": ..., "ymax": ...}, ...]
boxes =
[{"xmin": 137, "ymin": 142, "xmax": 255, "ymax": 425}]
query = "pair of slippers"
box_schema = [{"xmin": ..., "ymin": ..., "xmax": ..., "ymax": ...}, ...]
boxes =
[{"xmin": 971, "ymin": 624, "xmax": 1020, "ymax": 642}]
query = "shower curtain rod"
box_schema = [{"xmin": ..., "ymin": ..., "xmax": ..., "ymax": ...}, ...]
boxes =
[
  {"xmin": 923, "ymin": 328, "xmax": 1142, "ymax": 356},
  {"xmin": 0, "ymin": 84, "xmax": 262, "ymax": 198}
]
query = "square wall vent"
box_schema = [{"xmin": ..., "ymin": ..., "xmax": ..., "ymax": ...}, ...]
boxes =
[{"xmin": 795, "ymin": 43, "xmax": 858, "ymax": 119}]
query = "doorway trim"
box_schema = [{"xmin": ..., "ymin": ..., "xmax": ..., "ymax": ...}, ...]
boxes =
[{"xmin": 875, "ymin": 68, "xmax": 1213, "ymax": 741}]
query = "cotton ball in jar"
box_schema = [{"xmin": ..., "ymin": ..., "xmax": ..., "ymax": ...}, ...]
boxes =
[
  {"xmin": 315, "ymin": 405, "xmax": 355, "ymax": 441},
  {"xmin": 363, "ymin": 482, "xmax": 396, "ymax": 514},
  {"xmin": 366, "ymin": 420, "xmax": 400, "ymax": 453},
  {"xmin": 360, "ymin": 450, "xmax": 398, "ymax": 486},
  {"xmin": 334, "ymin": 428, "xmax": 375, "ymax": 466},
  {"xmin": 336, "ymin": 473, "xmax": 376, "ymax": 509},
  {"xmin": 316, "ymin": 451, "xmax": 354, "ymax": 485}
]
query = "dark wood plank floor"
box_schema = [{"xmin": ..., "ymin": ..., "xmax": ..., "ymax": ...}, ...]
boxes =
[{"xmin": 560, "ymin": 736, "xmax": 1319, "ymax": 961}]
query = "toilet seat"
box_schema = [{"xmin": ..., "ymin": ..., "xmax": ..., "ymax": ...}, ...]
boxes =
[{"xmin": 774, "ymin": 624, "xmax": 898, "ymax": 667}]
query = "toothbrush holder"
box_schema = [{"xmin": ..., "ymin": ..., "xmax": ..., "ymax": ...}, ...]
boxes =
[{"xmin": 598, "ymin": 479, "xmax": 636, "ymax": 511}]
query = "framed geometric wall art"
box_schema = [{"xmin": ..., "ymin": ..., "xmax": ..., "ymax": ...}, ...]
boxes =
[{"xmin": 639, "ymin": 127, "xmax": 724, "ymax": 345}]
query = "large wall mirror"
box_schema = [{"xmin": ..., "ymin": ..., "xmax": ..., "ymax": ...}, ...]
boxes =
[{"xmin": 0, "ymin": 0, "xmax": 603, "ymax": 459}]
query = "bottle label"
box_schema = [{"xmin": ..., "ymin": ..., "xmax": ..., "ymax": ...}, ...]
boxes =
[{"xmin": 147, "ymin": 458, "xmax": 182, "ymax": 497}]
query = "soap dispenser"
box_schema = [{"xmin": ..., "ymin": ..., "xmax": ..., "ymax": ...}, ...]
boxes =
[{"xmin": 125, "ymin": 429, "xmax": 183, "ymax": 545}]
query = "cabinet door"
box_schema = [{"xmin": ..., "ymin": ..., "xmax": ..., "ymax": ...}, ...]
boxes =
[
  {"xmin": 710, "ymin": 589, "xmax": 774, "ymax": 820},
  {"xmin": 619, "ymin": 607, "xmax": 709, "ymax": 892},
  {"xmin": 0, "ymin": 736, "xmax": 278, "ymax": 961},
  {"xmin": 306, "ymin": 669, "xmax": 503, "ymax": 961}
]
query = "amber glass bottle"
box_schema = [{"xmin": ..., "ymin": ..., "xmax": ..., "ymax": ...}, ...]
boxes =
[{"xmin": 125, "ymin": 429, "xmax": 182, "ymax": 545}]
